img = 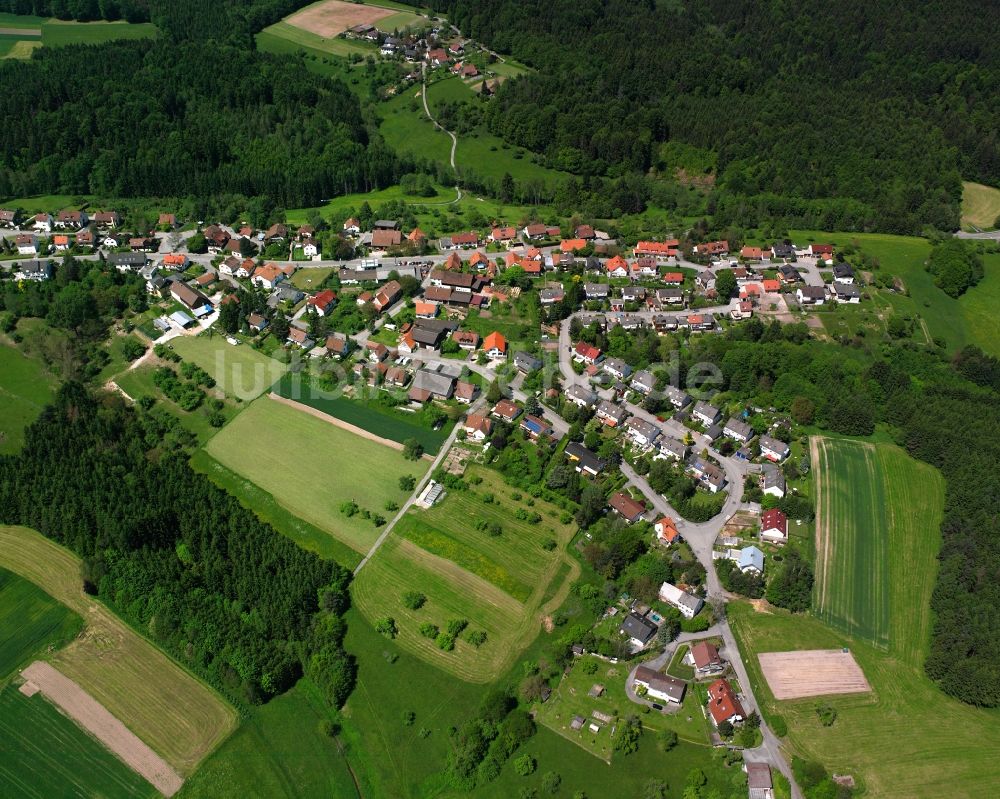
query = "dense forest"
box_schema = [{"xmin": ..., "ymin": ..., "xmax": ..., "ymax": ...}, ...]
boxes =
[
  {"xmin": 0, "ymin": 385, "xmax": 355, "ymax": 708},
  {"xmin": 409, "ymin": 0, "xmax": 1000, "ymax": 233},
  {"xmin": 0, "ymin": 39, "xmax": 403, "ymax": 206}
]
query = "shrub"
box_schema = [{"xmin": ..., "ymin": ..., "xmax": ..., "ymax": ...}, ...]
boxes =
[
  {"xmin": 399, "ymin": 475, "xmax": 416, "ymax": 491},
  {"xmin": 769, "ymin": 714, "xmax": 788, "ymax": 737},
  {"xmin": 418, "ymin": 622, "xmax": 439, "ymax": 638},
  {"xmin": 436, "ymin": 632, "xmax": 455, "ymax": 650},
  {"xmin": 513, "ymin": 754, "xmax": 536, "ymax": 777},
  {"xmin": 375, "ymin": 617, "xmax": 397, "ymax": 639},
  {"xmin": 466, "ymin": 630, "xmax": 488, "ymax": 648},
  {"xmin": 402, "ymin": 591, "xmax": 426, "ymax": 610}
]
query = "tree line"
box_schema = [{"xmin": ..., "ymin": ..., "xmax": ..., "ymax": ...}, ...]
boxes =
[{"xmin": 0, "ymin": 384, "xmax": 355, "ymax": 708}]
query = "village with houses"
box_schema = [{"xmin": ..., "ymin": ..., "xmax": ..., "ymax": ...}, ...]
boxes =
[{"xmin": 0, "ymin": 195, "xmax": 855, "ymax": 797}]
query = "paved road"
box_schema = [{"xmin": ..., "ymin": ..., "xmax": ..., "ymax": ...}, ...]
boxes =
[{"xmin": 352, "ymin": 399, "xmax": 479, "ymax": 575}]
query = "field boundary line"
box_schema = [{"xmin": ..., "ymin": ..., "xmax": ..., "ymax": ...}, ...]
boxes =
[
  {"xmin": 268, "ymin": 392, "xmax": 405, "ymax": 451},
  {"xmin": 21, "ymin": 660, "xmax": 184, "ymax": 796}
]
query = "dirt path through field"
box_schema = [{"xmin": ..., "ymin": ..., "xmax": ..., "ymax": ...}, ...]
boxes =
[
  {"xmin": 21, "ymin": 661, "xmax": 184, "ymax": 797},
  {"xmin": 268, "ymin": 392, "xmax": 405, "ymax": 451},
  {"xmin": 811, "ymin": 436, "xmax": 829, "ymax": 610}
]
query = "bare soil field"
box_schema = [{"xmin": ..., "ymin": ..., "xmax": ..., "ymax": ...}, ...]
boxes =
[
  {"xmin": 286, "ymin": 0, "xmax": 394, "ymax": 37},
  {"xmin": 759, "ymin": 649, "xmax": 871, "ymax": 700},
  {"xmin": 21, "ymin": 661, "xmax": 184, "ymax": 796}
]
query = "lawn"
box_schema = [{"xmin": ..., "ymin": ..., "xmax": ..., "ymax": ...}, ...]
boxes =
[
  {"xmin": 290, "ymin": 266, "xmax": 335, "ymax": 290},
  {"xmin": 190, "ymin": 450, "xmax": 362, "ymax": 570},
  {"xmin": 0, "ymin": 567, "xmax": 82, "ymax": 680},
  {"xmin": 170, "ymin": 333, "xmax": 288, "ymax": 400},
  {"xmin": 811, "ymin": 436, "xmax": 945, "ymax": 659},
  {"xmin": 0, "ymin": 525, "xmax": 238, "ymax": 776},
  {"xmin": 204, "ymin": 396, "xmax": 423, "ymax": 554},
  {"xmin": 352, "ymin": 466, "xmax": 580, "ymax": 681},
  {"xmin": 534, "ymin": 653, "xmax": 711, "ymax": 761},
  {"xmin": 284, "ymin": 182, "xmax": 457, "ymax": 226},
  {"xmin": 379, "ymin": 87, "xmax": 457, "ymax": 169},
  {"xmin": 0, "ymin": 342, "xmax": 56, "ymax": 455},
  {"xmin": 272, "ymin": 373, "xmax": 452, "ymax": 453},
  {"xmin": 728, "ymin": 438, "xmax": 1000, "ymax": 799},
  {"xmin": 0, "ymin": 686, "xmax": 156, "ymax": 799},
  {"xmin": 790, "ymin": 229, "xmax": 1000, "ymax": 356},
  {"xmin": 178, "ymin": 680, "xmax": 357, "ymax": 799},
  {"xmin": 258, "ymin": 20, "xmax": 376, "ymax": 59},
  {"xmin": 961, "ymin": 180, "xmax": 1000, "ymax": 230}
]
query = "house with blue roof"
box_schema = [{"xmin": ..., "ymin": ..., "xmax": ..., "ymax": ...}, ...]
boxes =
[{"xmin": 737, "ymin": 546, "xmax": 765, "ymax": 575}]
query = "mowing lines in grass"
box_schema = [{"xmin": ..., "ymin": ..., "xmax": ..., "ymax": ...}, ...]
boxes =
[
  {"xmin": 204, "ymin": 396, "xmax": 421, "ymax": 554},
  {"xmin": 170, "ymin": 334, "xmax": 288, "ymax": 400},
  {"xmin": 0, "ymin": 686, "xmax": 156, "ymax": 799},
  {"xmin": 0, "ymin": 525, "xmax": 237, "ymax": 776},
  {"xmin": 0, "ymin": 568, "xmax": 82, "ymax": 680},
  {"xmin": 0, "ymin": 344, "xmax": 55, "ymax": 454},
  {"xmin": 812, "ymin": 437, "xmax": 890, "ymax": 649},
  {"xmin": 961, "ymin": 181, "xmax": 1000, "ymax": 230}
]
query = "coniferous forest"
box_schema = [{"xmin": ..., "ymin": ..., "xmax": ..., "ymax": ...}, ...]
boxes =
[{"xmin": 0, "ymin": 384, "xmax": 355, "ymax": 708}]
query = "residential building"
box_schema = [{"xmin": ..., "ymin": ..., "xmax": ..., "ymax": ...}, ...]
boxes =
[
  {"xmin": 483, "ymin": 331, "xmax": 507, "ymax": 358},
  {"xmin": 738, "ymin": 546, "xmax": 765, "ymax": 575},
  {"xmin": 630, "ymin": 370, "xmax": 657, "ymax": 395},
  {"xmin": 307, "ymin": 289, "xmax": 337, "ymax": 316},
  {"xmin": 452, "ymin": 330, "xmax": 480, "ymax": 351},
  {"xmin": 694, "ymin": 240, "xmax": 729, "ymax": 257},
  {"xmin": 13, "ymin": 259, "xmax": 53, "ymax": 281},
  {"xmin": 693, "ymin": 401, "xmax": 721, "ymax": 426},
  {"xmin": 373, "ymin": 280, "xmax": 402, "ymax": 312},
  {"xmin": 759, "ymin": 435, "xmax": 790, "ymax": 462},
  {"xmin": 796, "ymin": 285, "xmax": 826, "ymax": 305},
  {"xmin": 514, "ymin": 351, "xmax": 542, "ymax": 373},
  {"xmin": 609, "ymin": 491, "xmax": 646, "ymax": 523},
  {"xmin": 564, "ymin": 442, "xmax": 605, "ymax": 476},
  {"xmin": 492, "ymin": 399, "xmax": 522, "ymax": 423},
  {"xmin": 539, "ymin": 287, "xmax": 565, "ymax": 305},
  {"xmin": 625, "ymin": 416, "xmax": 661, "ymax": 448},
  {"xmin": 584, "ymin": 283, "xmax": 610, "ymax": 300},
  {"xmin": 747, "ymin": 763, "xmax": 774, "ymax": 799},
  {"xmin": 454, "ymin": 381, "xmax": 479, "ymax": 404},
  {"xmin": 32, "ymin": 213, "xmax": 53, "ymax": 233},
  {"xmin": 565, "ymin": 384, "xmax": 598, "ymax": 408},
  {"xmin": 409, "ymin": 368, "xmax": 455, "ymax": 401},
  {"xmin": 372, "ymin": 229, "xmax": 402, "ymax": 248},
  {"xmin": 251, "ymin": 263, "xmax": 285, "ymax": 290},
  {"xmin": 520, "ymin": 414, "xmax": 553, "ymax": 440},
  {"xmin": 619, "ymin": 613, "xmax": 657, "ymax": 648},
  {"xmin": 15, "ymin": 234, "xmax": 38, "ymax": 255},
  {"xmin": 633, "ymin": 666, "xmax": 686, "ymax": 705},
  {"xmin": 762, "ymin": 466, "xmax": 786, "ymax": 498},
  {"xmin": 634, "ymin": 239, "xmax": 679, "ymax": 260},
  {"xmin": 658, "ymin": 582, "xmax": 704, "ymax": 619},
  {"xmin": 170, "ymin": 281, "xmax": 211, "ymax": 312},
  {"xmin": 603, "ymin": 356, "xmax": 632, "ymax": 380},
  {"xmin": 688, "ymin": 457, "xmax": 726, "ymax": 492},
  {"xmin": 463, "ymin": 413, "xmax": 492, "ymax": 441},
  {"xmin": 833, "ymin": 263, "xmax": 855, "ymax": 284},
  {"xmin": 706, "ymin": 679, "xmax": 744, "ymax": 726},
  {"xmin": 686, "ymin": 641, "xmax": 725, "ymax": 675},
  {"xmin": 664, "ymin": 385, "xmax": 692, "ymax": 409},
  {"xmin": 573, "ymin": 341, "xmax": 602, "ymax": 364},
  {"xmin": 724, "ymin": 417, "xmax": 754, "ymax": 443},
  {"xmin": 596, "ymin": 400, "xmax": 628, "ymax": 427},
  {"xmin": 655, "ymin": 516, "xmax": 680, "ymax": 545},
  {"xmin": 656, "ymin": 437, "xmax": 688, "ymax": 462},
  {"xmin": 832, "ymin": 282, "xmax": 862, "ymax": 303},
  {"xmin": 324, "ymin": 333, "xmax": 351, "ymax": 359},
  {"xmin": 760, "ymin": 509, "xmax": 788, "ymax": 543},
  {"xmin": 808, "ymin": 243, "xmax": 834, "ymax": 259}
]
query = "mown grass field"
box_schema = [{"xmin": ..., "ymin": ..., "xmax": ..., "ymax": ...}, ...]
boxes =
[
  {"xmin": 272, "ymin": 374, "xmax": 451, "ymax": 453},
  {"xmin": 190, "ymin": 450, "xmax": 361, "ymax": 569},
  {"xmin": 284, "ymin": 182, "xmax": 457, "ymax": 225},
  {"xmin": 178, "ymin": 681, "xmax": 357, "ymax": 799},
  {"xmin": 352, "ymin": 466, "xmax": 580, "ymax": 680},
  {"xmin": 258, "ymin": 20, "xmax": 375, "ymax": 58},
  {"xmin": 812, "ymin": 436, "xmax": 944, "ymax": 657},
  {"xmin": 0, "ymin": 686, "xmax": 156, "ymax": 799},
  {"xmin": 170, "ymin": 334, "xmax": 288, "ymax": 400},
  {"xmin": 790, "ymin": 229, "xmax": 1000, "ymax": 356},
  {"xmin": 729, "ymin": 439, "xmax": 1000, "ymax": 799},
  {"xmin": 961, "ymin": 181, "xmax": 1000, "ymax": 230},
  {"xmin": 0, "ymin": 567, "xmax": 82, "ymax": 680},
  {"xmin": 0, "ymin": 525, "xmax": 238, "ymax": 776},
  {"xmin": 0, "ymin": 343, "xmax": 56, "ymax": 455},
  {"xmin": 204, "ymin": 396, "xmax": 422, "ymax": 554}
]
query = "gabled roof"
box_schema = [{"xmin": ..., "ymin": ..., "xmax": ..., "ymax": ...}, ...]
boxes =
[
  {"xmin": 761, "ymin": 508, "xmax": 787, "ymax": 534},
  {"xmin": 483, "ymin": 331, "xmax": 506, "ymax": 353},
  {"xmin": 707, "ymin": 679, "xmax": 744, "ymax": 724},
  {"xmin": 609, "ymin": 491, "xmax": 645, "ymax": 520}
]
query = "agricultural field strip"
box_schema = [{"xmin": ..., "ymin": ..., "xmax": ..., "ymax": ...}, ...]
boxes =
[
  {"xmin": 0, "ymin": 687, "xmax": 155, "ymax": 799},
  {"xmin": 0, "ymin": 526, "xmax": 237, "ymax": 775},
  {"xmin": 812, "ymin": 437, "xmax": 890, "ymax": 648},
  {"xmin": 20, "ymin": 661, "xmax": 183, "ymax": 796},
  {"xmin": 758, "ymin": 650, "xmax": 871, "ymax": 700}
]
